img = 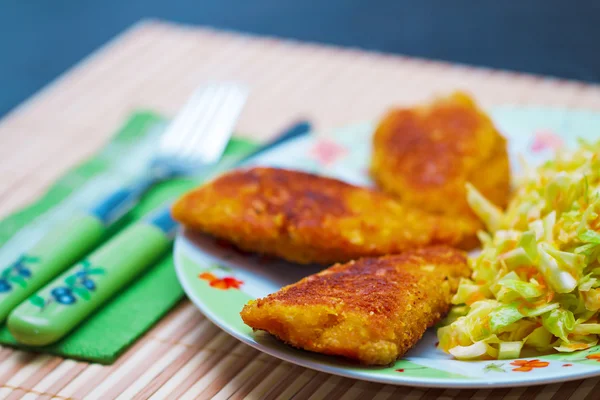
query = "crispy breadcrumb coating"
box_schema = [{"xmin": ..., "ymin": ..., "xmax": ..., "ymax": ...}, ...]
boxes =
[
  {"xmin": 370, "ymin": 91, "xmax": 510, "ymax": 248},
  {"xmin": 172, "ymin": 167, "xmax": 476, "ymax": 264},
  {"xmin": 240, "ymin": 246, "xmax": 470, "ymax": 365}
]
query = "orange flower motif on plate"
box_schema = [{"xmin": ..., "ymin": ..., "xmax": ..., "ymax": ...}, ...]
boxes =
[
  {"xmin": 199, "ymin": 272, "xmax": 243, "ymax": 290},
  {"xmin": 585, "ymin": 353, "xmax": 600, "ymax": 362},
  {"xmin": 199, "ymin": 272, "xmax": 217, "ymax": 281},
  {"xmin": 510, "ymin": 359, "xmax": 550, "ymax": 372}
]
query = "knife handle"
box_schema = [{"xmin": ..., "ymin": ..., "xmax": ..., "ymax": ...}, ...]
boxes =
[
  {"xmin": 0, "ymin": 213, "xmax": 106, "ymax": 322},
  {"xmin": 7, "ymin": 209, "xmax": 174, "ymax": 346}
]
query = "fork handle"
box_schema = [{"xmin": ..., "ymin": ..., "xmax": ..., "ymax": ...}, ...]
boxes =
[
  {"xmin": 8, "ymin": 214, "xmax": 172, "ymax": 346},
  {"xmin": 0, "ymin": 177, "xmax": 158, "ymax": 323}
]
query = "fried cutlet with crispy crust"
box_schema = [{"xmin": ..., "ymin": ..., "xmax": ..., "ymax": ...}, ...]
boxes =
[
  {"xmin": 240, "ymin": 246, "xmax": 470, "ymax": 365},
  {"xmin": 171, "ymin": 167, "xmax": 477, "ymax": 265},
  {"xmin": 371, "ymin": 91, "xmax": 510, "ymax": 247}
]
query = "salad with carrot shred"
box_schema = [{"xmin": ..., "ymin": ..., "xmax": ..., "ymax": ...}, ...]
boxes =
[{"xmin": 438, "ymin": 139, "xmax": 600, "ymax": 360}]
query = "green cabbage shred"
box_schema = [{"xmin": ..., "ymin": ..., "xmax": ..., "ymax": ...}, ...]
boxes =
[{"xmin": 438, "ymin": 139, "xmax": 600, "ymax": 360}]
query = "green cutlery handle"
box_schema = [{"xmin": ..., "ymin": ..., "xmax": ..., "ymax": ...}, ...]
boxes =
[
  {"xmin": 6, "ymin": 120, "xmax": 313, "ymax": 345},
  {"xmin": 7, "ymin": 219, "xmax": 171, "ymax": 346},
  {"xmin": 0, "ymin": 213, "xmax": 106, "ymax": 322}
]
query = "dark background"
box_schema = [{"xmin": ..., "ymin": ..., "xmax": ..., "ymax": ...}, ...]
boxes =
[{"xmin": 2, "ymin": 0, "xmax": 599, "ymax": 118}]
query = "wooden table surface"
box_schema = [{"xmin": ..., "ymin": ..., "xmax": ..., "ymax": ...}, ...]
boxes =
[{"xmin": 1, "ymin": 19, "xmax": 600, "ymax": 399}]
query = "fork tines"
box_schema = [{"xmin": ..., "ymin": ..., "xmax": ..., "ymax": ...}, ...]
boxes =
[{"xmin": 159, "ymin": 82, "xmax": 249, "ymax": 166}]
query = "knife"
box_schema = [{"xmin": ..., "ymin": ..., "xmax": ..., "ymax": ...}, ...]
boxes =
[{"xmin": 7, "ymin": 121, "xmax": 311, "ymax": 346}]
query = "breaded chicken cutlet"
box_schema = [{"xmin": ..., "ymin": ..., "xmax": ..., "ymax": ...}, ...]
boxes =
[
  {"xmin": 172, "ymin": 167, "xmax": 476, "ymax": 265},
  {"xmin": 241, "ymin": 246, "xmax": 470, "ymax": 365},
  {"xmin": 371, "ymin": 91, "xmax": 510, "ymax": 248}
]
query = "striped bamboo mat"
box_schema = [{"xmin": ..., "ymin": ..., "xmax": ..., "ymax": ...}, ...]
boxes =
[{"xmin": 1, "ymin": 19, "xmax": 600, "ymax": 399}]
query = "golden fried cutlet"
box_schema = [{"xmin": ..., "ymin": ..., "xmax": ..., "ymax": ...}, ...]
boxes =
[
  {"xmin": 172, "ymin": 167, "xmax": 477, "ymax": 265},
  {"xmin": 240, "ymin": 246, "xmax": 470, "ymax": 365},
  {"xmin": 371, "ymin": 91, "xmax": 511, "ymax": 247}
]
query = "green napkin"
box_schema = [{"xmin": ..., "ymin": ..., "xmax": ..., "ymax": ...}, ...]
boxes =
[{"xmin": 0, "ymin": 111, "xmax": 257, "ymax": 364}]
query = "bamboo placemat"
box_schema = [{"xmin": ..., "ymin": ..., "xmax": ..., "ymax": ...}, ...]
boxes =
[{"xmin": 1, "ymin": 19, "xmax": 600, "ymax": 399}]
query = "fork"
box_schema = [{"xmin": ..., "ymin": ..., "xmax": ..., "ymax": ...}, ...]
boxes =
[
  {"xmin": 0, "ymin": 82, "xmax": 248, "ymax": 322},
  {"xmin": 8, "ymin": 119, "xmax": 312, "ymax": 346}
]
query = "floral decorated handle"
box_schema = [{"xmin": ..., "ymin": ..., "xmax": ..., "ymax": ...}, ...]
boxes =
[
  {"xmin": 0, "ymin": 213, "xmax": 106, "ymax": 323},
  {"xmin": 7, "ymin": 210, "xmax": 173, "ymax": 346},
  {"xmin": 7, "ymin": 120, "xmax": 312, "ymax": 346},
  {"xmin": 0, "ymin": 179, "xmax": 158, "ymax": 324}
]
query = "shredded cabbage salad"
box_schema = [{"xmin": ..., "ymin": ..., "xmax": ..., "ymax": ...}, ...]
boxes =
[{"xmin": 438, "ymin": 139, "xmax": 600, "ymax": 360}]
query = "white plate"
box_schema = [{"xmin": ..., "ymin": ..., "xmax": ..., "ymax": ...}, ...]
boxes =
[{"xmin": 174, "ymin": 107, "xmax": 600, "ymax": 388}]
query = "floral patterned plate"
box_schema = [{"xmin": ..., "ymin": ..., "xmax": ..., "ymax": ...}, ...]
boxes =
[{"xmin": 174, "ymin": 107, "xmax": 600, "ymax": 388}]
